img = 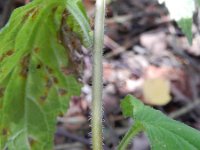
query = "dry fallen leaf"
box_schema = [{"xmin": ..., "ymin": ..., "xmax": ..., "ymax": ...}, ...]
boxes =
[{"xmin": 143, "ymin": 78, "xmax": 171, "ymax": 106}]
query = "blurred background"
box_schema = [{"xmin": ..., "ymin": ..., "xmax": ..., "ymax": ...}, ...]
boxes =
[{"xmin": 1, "ymin": 0, "xmax": 200, "ymax": 149}]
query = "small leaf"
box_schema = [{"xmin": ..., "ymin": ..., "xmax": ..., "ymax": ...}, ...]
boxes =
[
  {"xmin": 120, "ymin": 95, "xmax": 144, "ymax": 117},
  {"xmin": 158, "ymin": 0, "xmax": 195, "ymax": 43},
  {"xmin": 177, "ymin": 18, "xmax": 193, "ymax": 44},
  {"xmin": 120, "ymin": 95, "xmax": 200, "ymax": 150}
]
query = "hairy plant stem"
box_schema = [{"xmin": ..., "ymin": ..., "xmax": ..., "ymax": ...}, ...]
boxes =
[
  {"xmin": 117, "ymin": 121, "xmax": 144, "ymax": 150},
  {"xmin": 91, "ymin": 0, "xmax": 106, "ymax": 149}
]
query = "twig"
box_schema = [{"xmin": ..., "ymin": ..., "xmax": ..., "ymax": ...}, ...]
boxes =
[
  {"xmin": 54, "ymin": 143, "xmax": 84, "ymax": 150},
  {"xmin": 169, "ymin": 100, "xmax": 200, "ymax": 118},
  {"xmin": 168, "ymin": 35, "xmax": 200, "ymax": 72},
  {"xmin": 105, "ymin": 12, "xmax": 158, "ymax": 24},
  {"xmin": 56, "ymin": 128, "xmax": 90, "ymax": 146},
  {"xmin": 104, "ymin": 35, "xmax": 126, "ymax": 59}
]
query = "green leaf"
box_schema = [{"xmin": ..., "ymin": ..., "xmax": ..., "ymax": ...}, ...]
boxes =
[
  {"xmin": 0, "ymin": 0, "xmax": 91, "ymax": 149},
  {"xmin": 120, "ymin": 95, "xmax": 200, "ymax": 150},
  {"xmin": 158, "ymin": 0, "xmax": 195, "ymax": 44},
  {"xmin": 66, "ymin": 0, "xmax": 93, "ymax": 48}
]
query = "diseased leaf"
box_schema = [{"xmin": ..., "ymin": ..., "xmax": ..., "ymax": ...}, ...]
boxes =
[
  {"xmin": 0, "ymin": 0, "xmax": 91, "ymax": 149},
  {"xmin": 120, "ymin": 95, "xmax": 200, "ymax": 150},
  {"xmin": 158, "ymin": 0, "xmax": 195, "ymax": 43}
]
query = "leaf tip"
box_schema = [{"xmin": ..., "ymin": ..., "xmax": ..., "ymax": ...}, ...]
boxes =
[{"xmin": 120, "ymin": 95, "xmax": 143, "ymax": 118}]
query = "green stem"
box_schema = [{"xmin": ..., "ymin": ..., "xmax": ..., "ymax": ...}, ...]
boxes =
[
  {"xmin": 117, "ymin": 122, "xmax": 144, "ymax": 150},
  {"xmin": 91, "ymin": 0, "xmax": 106, "ymax": 150}
]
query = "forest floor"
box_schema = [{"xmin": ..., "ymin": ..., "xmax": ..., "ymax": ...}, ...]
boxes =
[{"xmin": 1, "ymin": 0, "xmax": 200, "ymax": 150}]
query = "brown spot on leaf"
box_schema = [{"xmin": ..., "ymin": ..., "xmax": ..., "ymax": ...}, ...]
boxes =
[
  {"xmin": 28, "ymin": 137, "xmax": 37, "ymax": 147},
  {"xmin": 22, "ymin": 8, "xmax": 35, "ymax": 23},
  {"xmin": 46, "ymin": 66, "xmax": 53, "ymax": 74},
  {"xmin": 2, "ymin": 128, "xmax": 8, "ymax": 136},
  {"xmin": 58, "ymin": 88, "xmax": 67, "ymax": 96},
  {"xmin": 36, "ymin": 64, "xmax": 42, "ymax": 69},
  {"xmin": 39, "ymin": 90, "xmax": 49, "ymax": 104},
  {"xmin": 0, "ymin": 87, "xmax": 5, "ymax": 98},
  {"xmin": 0, "ymin": 54, "xmax": 5, "ymax": 62},
  {"xmin": 6, "ymin": 50, "xmax": 14, "ymax": 56},
  {"xmin": 40, "ymin": 96, "xmax": 47, "ymax": 102},
  {"xmin": 52, "ymin": 76, "xmax": 58, "ymax": 84},
  {"xmin": 31, "ymin": 8, "xmax": 39, "ymax": 19},
  {"xmin": 20, "ymin": 55, "xmax": 30, "ymax": 78},
  {"xmin": 22, "ymin": 7, "xmax": 39, "ymax": 23},
  {"xmin": 46, "ymin": 79, "xmax": 53, "ymax": 88},
  {"xmin": 34, "ymin": 47, "xmax": 40, "ymax": 53},
  {"xmin": 0, "ymin": 49, "xmax": 14, "ymax": 62}
]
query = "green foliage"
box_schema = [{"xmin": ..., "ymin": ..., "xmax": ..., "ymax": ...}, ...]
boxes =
[
  {"xmin": 158, "ymin": 0, "xmax": 196, "ymax": 44},
  {"xmin": 0, "ymin": 0, "xmax": 91, "ymax": 149},
  {"xmin": 120, "ymin": 95, "xmax": 200, "ymax": 150}
]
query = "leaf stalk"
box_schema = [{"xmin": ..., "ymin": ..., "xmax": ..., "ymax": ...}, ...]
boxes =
[{"xmin": 117, "ymin": 121, "xmax": 144, "ymax": 150}]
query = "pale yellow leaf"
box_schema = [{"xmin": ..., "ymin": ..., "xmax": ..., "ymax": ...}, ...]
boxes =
[{"xmin": 143, "ymin": 78, "xmax": 171, "ymax": 106}]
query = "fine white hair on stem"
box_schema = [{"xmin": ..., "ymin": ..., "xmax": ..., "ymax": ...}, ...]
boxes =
[{"xmin": 91, "ymin": 0, "xmax": 106, "ymax": 149}]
